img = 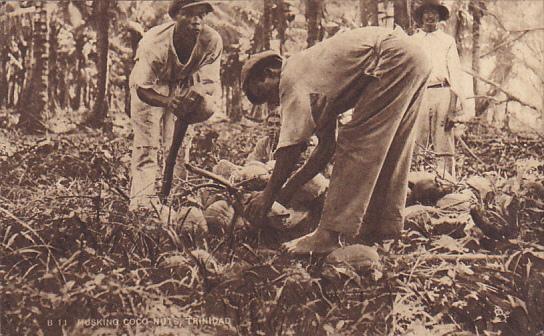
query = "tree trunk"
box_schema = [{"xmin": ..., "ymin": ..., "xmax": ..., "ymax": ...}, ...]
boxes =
[
  {"xmin": 18, "ymin": 1, "xmax": 48, "ymax": 133},
  {"xmin": 394, "ymin": 0, "xmax": 411, "ymax": 32},
  {"xmin": 48, "ymin": 19, "xmax": 58, "ymax": 110},
  {"xmin": 72, "ymin": 53, "xmax": 83, "ymax": 110},
  {"xmin": 470, "ymin": 0, "xmax": 483, "ymax": 115},
  {"xmin": 305, "ymin": 0, "xmax": 325, "ymax": 47},
  {"xmin": 88, "ymin": 0, "xmax": 110, "ymax": 127},
  {"xmin": 262, "ymin": 0, "xmax": 273, "ymax": 50},
  {"xmin": 360, "ymin": 0, "xmax": 379, "ymax": 27},
  {"xmin": 483, "ymin": 32, "xmax": 514, "ymax": 126},
  {"xmin": 0, "ymin": 25, "xmax": 7, "ymax": 108},
  {"xmin": 251, "ymin": 1, "xmax": 273, "ymax": 52}
]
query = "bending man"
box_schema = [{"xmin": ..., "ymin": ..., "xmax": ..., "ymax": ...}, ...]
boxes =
[{"xmin": 241, "ymin": 27, "xmax": 431, "ymax": 254}]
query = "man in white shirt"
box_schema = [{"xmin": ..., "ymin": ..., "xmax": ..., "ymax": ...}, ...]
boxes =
[
  {"xmin": 412, "ymin": 0, "xmax": 474, "ymax": 178},
  {"xmin": 240, "ymin": 28, "xmax": 431, "ymax": 254},
  {"xmin": 129, "ymin": 0, "xmax": 222, "ymax": 216}
]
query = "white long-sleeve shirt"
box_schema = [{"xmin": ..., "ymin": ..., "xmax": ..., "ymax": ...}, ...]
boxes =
[{"xmin": 412, "ymin": 29, "xmax": 475, "ymax": 120}]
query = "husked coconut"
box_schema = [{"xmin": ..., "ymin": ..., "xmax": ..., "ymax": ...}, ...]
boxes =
[
  {"xmin": 175, "ymin": 206, "xmax": 208, "ymax": 233},
  {"xmin": 204, "ymin": 200, "xmax": 234, "ymax": 229},
  {"xmin": 265, "ymin": 202, "xmax": 290, "ymax": 229},
  {"xmin": 190, "ymin": 249, "xmax": 219, "ymax": 274},
  {"xmin": 235, "ymin": 161, "xmax": 270, "ymax": 181},
  {"xmin": 437, "ymin": 190, "xmax": 476, "ymax": 211},
  {"xmin": 325, "ymin": 244, "xmax": 380, "ymax": 271},
  {"xmin": 212, "ymin": 160, "xmax": 241, "ymax": 180},
  {"xmin": 160, "ymin": 254, "xmax": 190, "ymax": 268},
  {"xmin": 289, "ymin": 173, "xmax": 329, "ymax": 206}
]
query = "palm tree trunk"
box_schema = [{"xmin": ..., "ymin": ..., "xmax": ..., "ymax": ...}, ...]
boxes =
[
  {"xmin": 470, "ymin": 0, "xmax": 483, "ymax": 115},
  {"xmin": 88, "ymin": 0, "xmax": 110, "ymax": 127},
  {"xmin": 18, "ymin": 1, "xmax": 48, "ymax": 133},
  {"xmin": 48, "ymin": 18, "xmax": 58, "ymax": 110},
  {"xmin": 394, "ymin": 0, "xmax": 411, "ymax": 32},
  {"xmin": 305, "ymin": 0, "xmax": 325, "ymax": 47},
  {"xmin": 0, "ymin": 28, "xmax": 7, "ymax": 108},
  {"xmin": 263, "ymin": 0, "xmax": 273, "ymax": 50},
  {"xmin": 360, "ymin": 0, "xmax": 379, "ymax": 26}
]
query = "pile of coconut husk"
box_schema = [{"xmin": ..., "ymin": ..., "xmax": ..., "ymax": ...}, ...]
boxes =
[
  {"xmin": 168, "ymin": 157, "xmax": 328, "ymax": 236},
  {"xmin": 172, "ymin": 144, "xmax": 544, "ymax": 335}
]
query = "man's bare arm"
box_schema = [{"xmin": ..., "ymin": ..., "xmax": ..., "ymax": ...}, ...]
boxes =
[
  {"xmin": 263, "ymin": 143, "xmax": 306, "ymax": 200},
  {"xmin": 136, "ymin": 87, "xmax": 171, "ymax": 108},
  {"xmin": 245, "ymin": 143, "xmax": 305, "ymax": 221},
  {"xmin": 278, "ymin": 122, "xmax": 336, "ymax": 204}
]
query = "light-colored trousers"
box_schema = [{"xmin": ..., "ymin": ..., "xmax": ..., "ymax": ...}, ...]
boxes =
[
  {"xmin": 319, "ymin": 36, "xmax": 431, "ymax": 239},
  {"xmin": 415, "ymin": 87, "xmax": 457, "ymax": 178},
  {"xmin": 129, "ymin": 89, "xmax": 188, "ymax": 210}
]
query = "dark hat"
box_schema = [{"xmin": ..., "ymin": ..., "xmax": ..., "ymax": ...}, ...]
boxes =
[
  {"xmin": 168, "ymin": 0, "xmax": 213, "ymax": 19},
  {"xmin": 241, "ymin": 51, "xmax": 283, "ymax": 105},
  {"xmin": 414, "ymin": 0, "xmax": 450, "ymax": 24}
]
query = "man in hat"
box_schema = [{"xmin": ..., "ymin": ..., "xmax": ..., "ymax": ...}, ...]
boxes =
[
  {"xmin": 412, "ymin": 0, "xmax": 475, "ymax": 179},
  {"xmin": 129, "ymin": 0, "xmax": 222, "ymax": 218},
  {"xmin": 241, "ymin": 27, "xmax": 431, "ymax": 254}
]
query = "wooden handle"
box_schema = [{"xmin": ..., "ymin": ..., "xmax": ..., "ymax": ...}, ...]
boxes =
[{"xmin": 160, "ymin": 119, "xmax": 189, "ymax": 202}]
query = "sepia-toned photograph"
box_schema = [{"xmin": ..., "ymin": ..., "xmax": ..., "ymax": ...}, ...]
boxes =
[{"xmin": 1, "ymin": 0, "xmax": 543, "ymax": 335}]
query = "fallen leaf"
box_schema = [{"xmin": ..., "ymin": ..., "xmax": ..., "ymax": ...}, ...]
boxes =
[
  {"xmin": 432, "ymin": 235, "xmax": 466, "ymax": 253},
  {"xmin": 466, "ymin": 175, "xmax": 494, "ymax": 201}
]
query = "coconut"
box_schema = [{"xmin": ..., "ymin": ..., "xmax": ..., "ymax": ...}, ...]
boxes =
[
  {"xmin": 235, "ymin": 161, "xmax": 270, "ymax": 181},
  {"xmin": 436, "ymin": 190, "xmax": 476, "ymax": 211},
  {"xmin": 325, "ymin": 244, "xmax": 380, "ymax": 271},
  {"xmin": 212, "ymin": 160, "xmax": 241, "ymax": 180},
  {"xmin": 175, "ymin": 206, "xmax": 208, "ymax": 233},
  {"xmin": 204, "ymin": 200, "xmax": 234, "ymax": 229},
  {"xmin": 289, "ymin": 173, "xmax": 329, "ymax": 207}
]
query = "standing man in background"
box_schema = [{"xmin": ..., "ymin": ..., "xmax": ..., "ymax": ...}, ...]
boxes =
[
  {"xmin": 412, "ymin": 0, "xmax": 475, "ymax": 179},
  {"xmin": 129, "ymin": 0, "xmax": 222, "ymax": 220}
]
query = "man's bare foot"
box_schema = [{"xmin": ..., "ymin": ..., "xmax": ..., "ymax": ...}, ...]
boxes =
[{"xmin": 282, "ymin": 228, "xmax": 341, "ymax": 254}]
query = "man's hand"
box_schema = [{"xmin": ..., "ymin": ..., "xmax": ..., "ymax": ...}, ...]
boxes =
[
  {"xmin": 168, "ymin": 89, "xmax": 205, "ymax": 120},
  {"xmin": 245, "ymin": 191, "xmax": 274, "ymax": 223},
  {"xmin": 167, "ymin": 95, "xmax": 185, "ymax": 113},
  {"xmin": 277, "ymin": 182, "xmax": 297, "ymax": 206},
  {"xmin": 245, "ymin": 144, "xmax": 305, "ymax": 222},
  {"xmin": 445, "ymin": 105, "xmax": 465, "ymax": 132},
  {"xmin": 444, "ymin": 116, "xmax": 467, "ymax": 137},
  {"xmin": 444, "ymin": 116, "xmax": 456, "ymax": 132}
]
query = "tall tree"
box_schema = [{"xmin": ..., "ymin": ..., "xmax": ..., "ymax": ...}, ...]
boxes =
[
  {"xmin": 360, "ymin": 0, "xmax": 379, "ymax": 27},
  {"xmin": 18, "ymin": 1, "xmax": 48, "ymax": 132},
  {"xmin": 48, "ymin": 16, "xmax": 59, "ymax": 108},
  {"xmin": 469, "ymin": 0, "xmax": 484, "ymax": 115},
  {"xmin": 275, "ymin": 0, "xmax": 296, "ymax": 52},
  {"xmin": 394, "ymin": 0, "xmax": 411, "ymax": 31},
  {"xmin": 250, "ymin": 0, "xmax": 273, "ymax": 52},
  {"xmin": 87, "ymin": 0, "xmax": 111, "ymax": 127},
  {"xmin": 0, "ymin": 17, "xmax": 7, "ymax": 108},
  {"xmin": 263, "ymin": 0, "xmax": 273, "ymax": 50},
  {"xmin": 305, "ymin": 0, "xmax": 325, "ymax": 47}
]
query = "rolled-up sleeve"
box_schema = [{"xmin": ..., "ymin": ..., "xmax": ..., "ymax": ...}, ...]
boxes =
[
  {"xmin": 276, "ymin": 87, "xmax": 316, "ymax": 150},
  {"xmin": 130, "ymin": 46, "xmax": 161, "ymax": 90},
  {"xmin": 194, "ymin": 38, "xmax": 223, "ymax": 116}
]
